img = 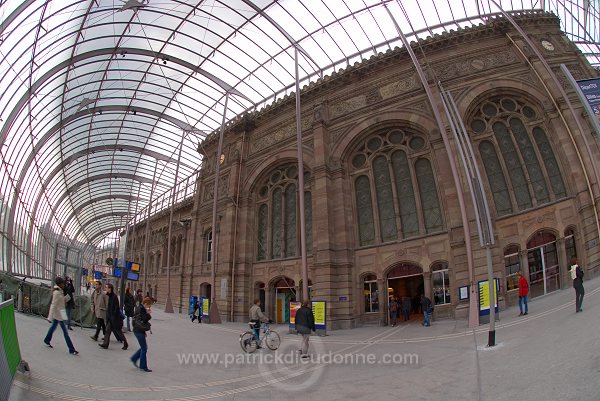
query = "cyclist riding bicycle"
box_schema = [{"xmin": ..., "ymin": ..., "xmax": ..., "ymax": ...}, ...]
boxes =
[{"xmin": 249, "ymin": 299, "xmax": 271, "ymax": 346}]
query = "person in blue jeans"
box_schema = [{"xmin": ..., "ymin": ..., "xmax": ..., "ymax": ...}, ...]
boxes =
[
  {"xmin": 131, "ymin": 299, "xmax": 152, "ymax": 372},
  {"xmin": 44, "ymin": 276, "xmax": 79, "ymax": 355},
  {"xmin": 249, "ymin": 299, "xmax": 270, "ymax": 345},
  {"xmin": 420, "ymin": 294, "xmax": 432, "ymax": 327}
]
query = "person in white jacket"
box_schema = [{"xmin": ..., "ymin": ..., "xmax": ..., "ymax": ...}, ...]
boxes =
[{"xmin": 43, "ymin": 276, "xmax": 79, "ymax": 355}]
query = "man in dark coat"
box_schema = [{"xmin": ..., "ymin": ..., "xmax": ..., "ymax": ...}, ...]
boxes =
[
  {"xmin": 570, "ymin": 257, "xmax": 585, "ymax": 313},
  {"xmin": 295, "ymin": 299, "xmax": 316, "ymax": 358},
  {"xmin": 99, "ymin": 283, "xmax": 128, "ymax": 350},
  {"xmin": 420, "ymin": 294, "xmax": 432, "ymax": 327}
]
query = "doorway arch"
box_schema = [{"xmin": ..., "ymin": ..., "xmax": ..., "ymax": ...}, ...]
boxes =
[
  {"xmin": 386, "ymin": 263, "xmax": 424, "ymax": 322},
  {"xmin": 270, "ymin": 276, "xmax": 296, "ymax": 323},
  {"xmin": 527, "ymin": 230, "xmax": 560, "ymax": 297}
]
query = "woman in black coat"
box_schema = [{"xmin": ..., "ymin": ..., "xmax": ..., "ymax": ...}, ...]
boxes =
[
  {"xmin": 131, "ymin": 299, "xmax": 153, "ymax": 372},
  {"xmin": 99, "ymin": 283, "xmax": 128, "ymax": 350},
  {"xmin": 124, "ymin": 288, "xmax": 135, "ymax": 331}
]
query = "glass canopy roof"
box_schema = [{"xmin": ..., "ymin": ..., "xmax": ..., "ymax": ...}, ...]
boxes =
[{"xmin": 1, "ymin": 0, "xmax": 598, "ymax": 264}]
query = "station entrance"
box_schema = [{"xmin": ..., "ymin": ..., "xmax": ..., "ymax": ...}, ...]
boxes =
[{"xmin": 387, "ymin": 264, "xmax": 424, "ymax": 322}]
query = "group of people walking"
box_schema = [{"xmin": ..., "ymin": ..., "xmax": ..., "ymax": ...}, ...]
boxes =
[{"xmin": 43, "ymin": 276, "xmax": 153, "ymax": 372}]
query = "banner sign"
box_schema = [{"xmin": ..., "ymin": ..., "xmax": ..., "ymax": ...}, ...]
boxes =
[
  {"xmin": 288, "ymin": 301, "xmax": 301, "ymax": 333},
  {"xmin": 577, "ymin": 78, "xmax": 600, "ymax": 115},
  {"xmin": 201, "ymin": 297, "xmax": 210, "ymax": 317},
  {"xmin": 478, "ymin": 279, "xmax": 499, "ymax": 316},
  {"xmin": 312, "ymin": 300, "xmax": 326, "ymax": 334}
]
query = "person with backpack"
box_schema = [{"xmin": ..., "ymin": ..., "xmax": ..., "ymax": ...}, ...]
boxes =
[
  {"xmin": 130, "ymin": 298, "xmax": 153, "ymax": 372},
  {"xmin": 570, "ymin": 256, "xmax": 585, "ymax": 313},
  {"xmin": 388, "ymin": 297, "xmax": 398, "ymax": 327}
]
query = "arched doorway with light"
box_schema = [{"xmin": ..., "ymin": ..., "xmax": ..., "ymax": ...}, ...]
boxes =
[
  {"xmin": 270, "ymin": 276, "xmax": 296, "ymax": 323},
  {"xmin": 527, "ymin": 230, "xmax": 560, "ymax": 298},
  {"xmin": 386, "ymin": 263, "xmax": 424, "ymax": 322}
]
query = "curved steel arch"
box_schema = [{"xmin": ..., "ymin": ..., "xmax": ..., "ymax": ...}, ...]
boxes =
[{"xmin": 74, "ymin": 211, "xmax": 131, "ymax": 242}]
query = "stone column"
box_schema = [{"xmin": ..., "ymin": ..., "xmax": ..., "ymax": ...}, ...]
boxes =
[
  {"xmin": 423, "ymin": 271, "xmax": 432, "ymax": 299},
  {"xmin": 556, "ymin": 237, "xmax": 568, "ymax": 290},
  {"xmin": 519, "ymin": 249, "xmax": 529, "ymax": 281}
]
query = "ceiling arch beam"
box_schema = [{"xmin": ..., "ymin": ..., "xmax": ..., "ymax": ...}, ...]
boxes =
[{"xmin": 74, "ymin": 211, "xmax": 131, "ymax": 241}]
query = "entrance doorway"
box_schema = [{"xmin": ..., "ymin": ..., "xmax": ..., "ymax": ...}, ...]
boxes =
[
  {"xmin": 527, "ymin": 231, "xmax": 560, "ymax": 298},
  {"xmin": 272, "ymin": 277, "xmax": 296, "ymax": 324},
  {"xmin": 387, "ymin": 263, "xmax": 424, "ymax": 322}
]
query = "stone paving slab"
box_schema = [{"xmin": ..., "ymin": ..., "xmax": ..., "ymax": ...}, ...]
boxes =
[{"xmin": 8, "ymin": 276, "xmax": 600, "ymax": 401}]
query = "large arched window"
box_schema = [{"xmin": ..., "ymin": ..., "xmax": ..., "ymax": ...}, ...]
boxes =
[
  {"xmin": 256, "ymin": 164, "xmax": 312, "ymax": 261},
  {"xmin": 471, "ymin": 96, "xmax": 566, "ymax": 217},
  {"xmin": 351, "ymin": 128, "xmax": 443, "ymax": 246}
]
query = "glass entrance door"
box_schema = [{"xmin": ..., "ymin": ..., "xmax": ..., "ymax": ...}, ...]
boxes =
[{"xmin": 527, "ymin": 241, "xmax": 560, "ymax": 298}]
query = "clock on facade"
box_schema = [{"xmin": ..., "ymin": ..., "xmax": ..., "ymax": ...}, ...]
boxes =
[{"xmin": 541, "ymin": 40, "xmax": 555, "ymax": 51}]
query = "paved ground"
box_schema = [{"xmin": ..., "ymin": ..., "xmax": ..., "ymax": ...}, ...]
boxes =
[{"xmin": 8, "ymin": 277, "xmax": 600, "ymax": 401}]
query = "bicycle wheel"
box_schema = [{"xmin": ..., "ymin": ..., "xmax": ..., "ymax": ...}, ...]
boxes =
[
  {"xmin": 264, "ymin": 331, "xmax": 281, "ymax": 350},
  {"xmin": 240, "ymin": 332, "xmax": 258, "ymax": 353}
]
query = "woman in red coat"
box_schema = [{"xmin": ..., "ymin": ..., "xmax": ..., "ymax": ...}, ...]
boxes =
[{"xmin": 517, "ymin": 271, "xmax": 529, "ymax": 316}]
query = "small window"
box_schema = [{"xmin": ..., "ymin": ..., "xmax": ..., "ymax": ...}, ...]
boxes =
[
  {"xmin": 363, "ymin": 275, "xmax": 379, "ymax": 313},
  {"xmin": 206, "ymin": 231, "xmax": 213, "ymax": 262},
  {"xmin": 504, "ymin": 245, "xmax": 520, "ymax": 291}
]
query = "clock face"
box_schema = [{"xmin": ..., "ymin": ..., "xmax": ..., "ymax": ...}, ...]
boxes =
[{"xmin": 541, "ymin": 40, "xmax": 555, "ymax": 51}]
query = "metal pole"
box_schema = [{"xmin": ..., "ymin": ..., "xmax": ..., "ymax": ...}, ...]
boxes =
[
  {"xmin": 164, "ymin": 133, "xmax": 186, "ymax": 313},
  {"xmin": 141, "ymin": 160, "xmax": 158, "ymax": 295},
  {"xmin": 294, "ymin": 47, "xmax": 310, "ymax": 301},
  {"xmin": 209, "ymin": 92, "xmax": 230, "ymax": 324}
]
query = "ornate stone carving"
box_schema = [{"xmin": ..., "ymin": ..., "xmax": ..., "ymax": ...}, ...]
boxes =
[
  {"xmin": 434, "ymin": 48, "xmax": 518, "ymax": 81},
  {"xmin": 379, "ymin": 76, "xmax": 419, "ymax": 100},
  {"xmin": 330, "ymin": 95, "xmax": 367, "ymax": 119},
  {"xmin": 203, "ymin": 174, "xmax": 230, "ymax": 202},
  {"xmin": 250, "ymin": 116, "xmax": 314, "ymax": 154}
]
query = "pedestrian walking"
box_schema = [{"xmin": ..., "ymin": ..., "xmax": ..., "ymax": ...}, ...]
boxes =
[
  {"xmin": 191, "ymin": 301, "xmax": 201, "ymax": 323},
  {"xmin": 570, "ymin": 257, "xmax": 585, "ymax": 312},
  {"xmin": 63, "ymin": 277, "xmax": 75, "ymax": 330},
  {"xmin": 130, "ymin": 298, "xmax": 153, "ymax": 372},
  {"xmin": 43, "ymin": 276, "xmax": 79, "ymax": 355},
  {"xmin": 401, "ymin": 296, "xmax": 412, "ymax": 321},
  {"xmin": 99, "ymin": 283, "xmax": 128, "ymax": 350},
  {"xmin": 90, "ymin": 281, "xmax": 107, "ymax": 341},
  {"xmin": 388, "ymin": 297, "xmax": 398, "ymax": 326},
  {"xmin": 294, "ymin": 299, "xmax": 315, "ymax": 358},
  {"xmin": 124, "ymin": 288, "xmax": 135, "ymax": 331},
  {"xmin": 518, "ymin": 271, "xmax": 529, "ymax": 316},
  {"xmin": 420, "ymin": 294, "xmax": 432, "ymax": 327}
]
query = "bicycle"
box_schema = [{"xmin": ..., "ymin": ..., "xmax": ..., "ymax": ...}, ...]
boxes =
[{"xmin": 239, "ymin": 322, "xmax": 281, "ymax": 353}]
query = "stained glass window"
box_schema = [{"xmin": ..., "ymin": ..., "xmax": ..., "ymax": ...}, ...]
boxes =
[
  {"xmin": 373, "ymin": 156, "xmax": 397, "ymax": 242},
  {"xmin": 356, "ymin": 175, "xmax": 375, "ymax": 246},
  {"xmin": 479, "ymin": 141, "xmax": 513, "ymax": 216},
  {"xmin": 416, "ymin": 159, "xmax": 443, "ymax": 233}
]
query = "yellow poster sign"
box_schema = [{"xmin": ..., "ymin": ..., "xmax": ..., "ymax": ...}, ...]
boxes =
[
  {"xmin": 478, "ymin": 279, "xmax": 498, "ymax": 314},
  {"xmin": 312, "ymin": 301, "xmax": 326, "ymax": 329},
  {"xmin": 202, "ymin": 298, "xmax": 210, "ymax": 316}
]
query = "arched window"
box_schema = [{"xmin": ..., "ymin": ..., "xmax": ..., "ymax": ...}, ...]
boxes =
[
  {"xmin": 431, "ymin": 262, "xmax": 450, "ymax": 305},
  {"xmin": 363, "ymin": 274, "xmax": 379, "ymax": 313},
  {"xmin": 351, "ymin": 128, "xmax": 443, "ymax": 246},
  {"xmin": 504, "ymin": 245, "xmax": 520, "ymax": 291},
  {"xmin": 255, "ymin": 164, "xmax": 312, "ymax": 261},
  {"xmin": 471, "ymin": 96, "xmax": 566, "ymax": 216}
]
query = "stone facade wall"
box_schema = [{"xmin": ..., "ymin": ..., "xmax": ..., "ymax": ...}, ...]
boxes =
[{"xmin": 127, "ymin": 13, "xmax": 600, "ymax": 328}]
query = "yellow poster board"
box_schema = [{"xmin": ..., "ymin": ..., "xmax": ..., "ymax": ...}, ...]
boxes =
[
  {"xmin": 312, "ymin": 301, "xmax": 326, "ymax": 331},
  {"xmin": 478, "ymin": 279, "xmax": 499, "ymax": 316},
  {"xmin": 202, "ymin": 298, "xmax": 210, "ymax": 317}
]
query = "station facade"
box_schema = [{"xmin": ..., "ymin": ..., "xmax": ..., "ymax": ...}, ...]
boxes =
[{"xmin": 125, "ymin": 13, "xmax": 600, "ymax": 329}]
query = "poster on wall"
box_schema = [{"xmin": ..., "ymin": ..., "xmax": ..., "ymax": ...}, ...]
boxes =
[{"xmin": 202, "ymin": 297, "xmax": 210, "ymax": 317}]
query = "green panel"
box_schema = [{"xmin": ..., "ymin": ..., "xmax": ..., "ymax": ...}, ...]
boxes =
[{"xmin": 0, "ymin": 302, "xmax": 21, "ymax": 376}]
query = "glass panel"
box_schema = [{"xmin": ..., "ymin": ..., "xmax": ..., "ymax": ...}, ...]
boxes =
[
  {"xmin": 391, "ymin": 151, "xmax": 419, "ymax": 238},
  {"xmin": 415, "ymin": 159, "xmax": 443, "ymax": 233},
  {"xmin": 284, "ymin": 184, "xmax": 297, "ymax": 257},
  {"xmin": 432, "ymin": 269, "xmax": 450, "ymax": 305},
  {"xmin": 533, "ymin": 127, "xmax": 566, "ymax": 199},
  {"xmin": 304, "ymin": 191, "xmax": 313, "ymax": 254},
  {"xmin": 565, "ymin": 234, "xmax": 577, "ymax": 262},
  {"xmin": 364, "ymin": 281, "xmax": 379, "ymax": 313},
  {"xmin": 505, "ymin": 252, "xmax": 520, "ymax": 291},
  {"xmin": 479, "ymin": 141, "xmax": 513, "ymax": 216},
  {"xmin": 257, "ymin": 204, "xmax": 268, "ymax": 260},
  {"xmin": 528, "ymin": 248, "xmax": 544, "ymax": 298},
  {"xmin": 543, "ymin": 242, "xmax": 560, "ymax": 293},
  {"xmin": 355, "ymin": 176, "xmax": 375, "ymax": 246},
  {"xmin": 509, "ymin": 118, "xmax": 549, "ymax": 204},
  {"xmin": 373, "ymin": 156, "xmax": 397, "ymax": 242},
  {"xmin": 493, "ymin": 122, "xmax": 532, "ymax": 210},
  {"xmin": 271, "ymin": 188, "xmax": 283, "ymax": 259}
]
